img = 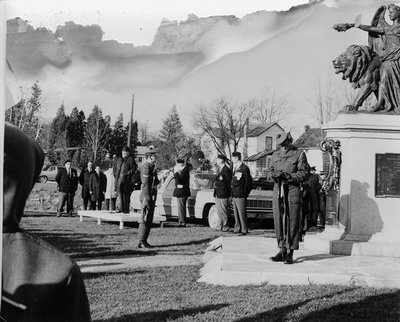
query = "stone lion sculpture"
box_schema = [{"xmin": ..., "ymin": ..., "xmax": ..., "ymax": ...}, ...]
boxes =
[
  {"xmin": 333, "ymin": 5, "xmax": 400, "ymax": 113},
  {"xmin": 332, "ymin": 44, "xmax": 381, "ymax": 111}
]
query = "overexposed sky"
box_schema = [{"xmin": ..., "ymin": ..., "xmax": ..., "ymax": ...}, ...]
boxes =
[{"xmin": 4, "ymin": 0, "xmax": 309, "ymax": 44}]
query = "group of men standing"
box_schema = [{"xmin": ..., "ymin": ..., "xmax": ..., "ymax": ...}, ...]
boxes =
[
  {"xmin": 54, "ymin": 130, "xmax": 321, "ymax": 264},
  {"xmin": 55, "ymin": 146, "xmax": 142, "ymax": 217},
  {"xmin": 213, "ymin": 151, "xmax": 253, "ymax": 235}
]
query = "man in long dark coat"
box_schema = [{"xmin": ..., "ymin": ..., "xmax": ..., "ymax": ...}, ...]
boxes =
[
  {"xmin": 113, "ymin": 146, "xmax": 137, "ymax": 213},
  {"xmin": 55, "ymin": 159, "xmax": 79, "ymax": 217},
  {"xmin": 267, "ymin": 132, "xmax": 309, "ymax": 264},
  {"xmin": 79, "ymin": 160, "xmax": 93, "ymax": 210},
  {"xmin": 89, "ymin": 164, "xmax": 107, "ymax": 210}
]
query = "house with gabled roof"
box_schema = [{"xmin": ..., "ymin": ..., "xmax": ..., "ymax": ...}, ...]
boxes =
[
  {"xmin": 294, "ymin": 125, "xmax": 326, "ymax": 173},
  {"xmin": 200, "ymin": 122, "xmax": 285, "ymax": 177}
]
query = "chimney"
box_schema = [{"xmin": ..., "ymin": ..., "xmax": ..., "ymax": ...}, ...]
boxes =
[{"xmin": 304, "ymin": 125, "xmax": 310, "ymax": 132}]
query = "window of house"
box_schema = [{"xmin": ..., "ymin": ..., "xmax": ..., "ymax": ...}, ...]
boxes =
[
  {"xmin": 265, "ymin": 136, "xmax": 272, "ymax": 150},
  {"xmin": 256, "ymin": 157, "xmax": 267, "ymax": 169},
  {"xmin": 138, "ymin": 157, "xmax": 143, "ymax": 162}
]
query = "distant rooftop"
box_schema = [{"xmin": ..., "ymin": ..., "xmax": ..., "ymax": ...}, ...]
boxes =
[{"xmin": 294, "ymin": 125, "xmax": 325, "ymax": 148}]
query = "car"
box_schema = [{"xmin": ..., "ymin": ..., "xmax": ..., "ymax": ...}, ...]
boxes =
[
  {"xmin": 37, "ymin": 165, "xmax": 81, "ymax": 183},
  {"xmin": 130, "ymin": 170, "xmax": 274, "ymax": 229}
]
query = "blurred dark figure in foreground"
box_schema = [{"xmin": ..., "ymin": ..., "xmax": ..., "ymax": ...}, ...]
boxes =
[{"xmin": 2, "ymin": 123, "xmax": 91, "ymax": 322}]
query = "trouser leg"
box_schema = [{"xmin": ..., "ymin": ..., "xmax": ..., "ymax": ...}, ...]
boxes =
[
  {"xmin": 216, "ymin": 198, "xmax": 229, "ymax": 230},
  {"xmin": 105, "ymin": 199, "xmax": 110, "ymax": 211},
  {"xmin": 97, "ymin": 201, "xmax": 102, "ymax": 210},
  {"xmin": 66, "ymin": 192, "xmax": 74, "ymax": 214},
  {"xmin": 58, "ymin": 192, "xmax": 67, "ymax": 213},
  {"xmin": 236, "ymin": 198, "xmax": 248, "ymax": 233},
  {"xmin": 177, "ymin": 197, "xmax": 187, "ymax": 225},
  {"xmin": 83, "ymin": 194, "xmax": 90, "ymax": 210},
  {"xmin": 232, "ymin": 198, "xmax": 241, "ymax": 232},
  {"xmin": 111, "ymin": 198, "xmax": 116, "ymax": 211},
  {"xmin": 138, "ymin": 201, "xmax": 155, "ymax": 242}
]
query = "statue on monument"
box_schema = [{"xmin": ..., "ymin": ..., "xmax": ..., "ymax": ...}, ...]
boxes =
[{"xmin": 333, "ymin": 4, "xmax": 400, "ymax": 113}]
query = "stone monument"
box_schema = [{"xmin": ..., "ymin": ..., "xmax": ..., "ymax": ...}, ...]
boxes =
[{"xmin": 305, "ymin": 4, "xmax": 400, "ymax": 257}]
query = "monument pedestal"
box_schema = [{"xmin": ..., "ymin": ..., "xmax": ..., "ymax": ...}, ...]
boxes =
[{"xmin": 305, "ymin": 113, "xmax": 400, "ymax": 257}]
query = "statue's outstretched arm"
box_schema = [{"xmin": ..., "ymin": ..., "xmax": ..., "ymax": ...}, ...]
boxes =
[{"xmin": 333, "ymin": 23, "xmax": 384, "ymax": 34}]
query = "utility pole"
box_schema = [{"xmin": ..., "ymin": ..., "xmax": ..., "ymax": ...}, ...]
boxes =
[{"xmin": 128, "ymin": 93, "xmax": 134, "ymax": 148}]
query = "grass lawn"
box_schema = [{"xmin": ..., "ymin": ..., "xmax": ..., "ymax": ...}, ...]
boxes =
[{"xmin": 20, "ymin": 183, "xmax": 400, "ymax": 321}]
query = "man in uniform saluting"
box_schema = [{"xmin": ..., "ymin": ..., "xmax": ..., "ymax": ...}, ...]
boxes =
[
  {"xmin": 267, "ymin": 132, "xmax": 309, "ymax": 264},
  {"xmin": 137, "ymin": 151, "xmax": 160, "ymax": 248}
]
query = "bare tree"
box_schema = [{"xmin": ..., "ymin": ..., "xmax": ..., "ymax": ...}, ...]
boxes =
[
  {"xmin": 138, "ymin": 121, "xmax": 149, "ymax": 144},
  {"xmin": 192, "ymin": 98, "xmax": 253, "ymax": 160},
  {"xmin": 248, "ymin": 86, "xmax": 289, "ymax": 124},
  {"xmin": 309, "ymin": 71, "xmax": 342, "ymax": 126}
]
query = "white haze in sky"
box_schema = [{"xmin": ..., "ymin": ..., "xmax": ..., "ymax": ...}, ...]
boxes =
[{"xmin": 4, "ymin": 0, "xmax": 392, "ymax": 137}]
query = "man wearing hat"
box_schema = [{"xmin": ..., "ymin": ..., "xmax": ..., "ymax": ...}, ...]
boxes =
[
  {"xmin": 214, "ymin": 154, "xmax": 232, "ymax": 231},
  {"xmin": 173, "ymin": 158, "xmax": 191, "ymax": 227},
  {"xmin": 138, "ymin": 151, "xmax": 160, "ymax": 248},
  {"xmin": 231, "ymin": 151, "xmax": 253, "ymax": 235},
  {"xmin": 113, "ymin": 146, "xmax": 137, "ymax": 213},
  {"xmin": 55, "ymin": 159, "xmax": 79, "ymax": 217},
  {"xmin": 267, "ymin": 132, "xmax": 309, "ymax": 264}
]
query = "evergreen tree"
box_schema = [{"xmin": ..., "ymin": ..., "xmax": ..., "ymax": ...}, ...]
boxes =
[
  {"xmin": 105, "ymin": 113, "xmax": 126, "ymax": 157},
  {"xmin": 66, "ymin": 107, "xmax": 85, "ymax": 148},
  {"xmin": 157, "ymin": 106, "xmax": 192, "ymax": 169},
  {"xmin": 84, "ymin": 105, "xmax": 111, "ymax": 163},
  {"xmin": 48, "ymin": 103, "xmax": 68, "ymax": 164}
]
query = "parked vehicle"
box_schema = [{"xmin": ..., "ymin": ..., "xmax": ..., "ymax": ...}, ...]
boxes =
[
  {"xmin": 37, "ymin": 165, "xmax": 80, "ymax": 183},
  {"xmin": 130, "ymin": 171, "xmax": 273, "ymax": 229}
]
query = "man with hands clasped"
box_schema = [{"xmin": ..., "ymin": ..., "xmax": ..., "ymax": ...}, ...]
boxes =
[{"xmin": 267, "ymin": 132, "xmax": 309, "ymax": 264}]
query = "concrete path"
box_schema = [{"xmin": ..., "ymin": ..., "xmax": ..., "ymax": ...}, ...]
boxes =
[{"xmin": 198, "ymin": 236, "xmax": 400, "ymax": 288}]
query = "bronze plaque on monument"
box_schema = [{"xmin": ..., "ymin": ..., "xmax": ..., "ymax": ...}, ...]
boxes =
[{"xmin": 375, "ymin": 154, "xmax": 400, "ymax": 198}]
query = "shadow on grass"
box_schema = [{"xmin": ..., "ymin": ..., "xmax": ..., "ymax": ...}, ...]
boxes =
[
  {"xmin": 83, "ymin": 269, "xmax": 147, "ymax": 280},
  {"xmin": 94, "ymin": 303, "xmax": 229, "ymax": 322},
  {"xmin": 155, "ymin": 237, "xmax": 214, "ymax": 248},
  {"xmin": 236, "ymin": 289, "xmax": 400, "ymax": 322}
]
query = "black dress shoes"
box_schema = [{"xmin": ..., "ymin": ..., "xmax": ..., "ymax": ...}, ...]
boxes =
[
  {"xmin": 270, "ymin": 250, "xmax": 286, "ymax": 262},
  {"xmin": 138, "ymin": 241, "xmax": 153, "ymax": 249},
  {"xmin": 284, "ymin": 253, "xmax": 294, "ymax": 264}
]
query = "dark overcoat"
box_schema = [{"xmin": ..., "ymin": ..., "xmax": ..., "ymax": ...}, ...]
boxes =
[
  {"xmin": 173, "ymin": 166, "xmax": 191, "ymax": 198},
  {"xmin": 3, "ymin": 124, "xmax": 91, "ymax": 322},
  {"xmin": 214, "ymin": 164, "xmax": 232, "ymax": 199},
  {"xmin": 231, "ymin": 162, "xmax": 252, "ymax": 198},
  {"xmin": 113, "ymin": 156, "xmax": 136, "ymax": 192},
  {"xmin": 267, "ymin": 145, "xmax": 309, "ymax": 250},
  {"xmin": 55, "ymin": 167, "xmax": 78, "ymax": 194},
  {"xmin": 79, "ymin": 167, "xmax": 93, "ymax": 198},
  {"xmin": 89, "ymin": 171, "xmax": 107, "ymax": 202}
]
